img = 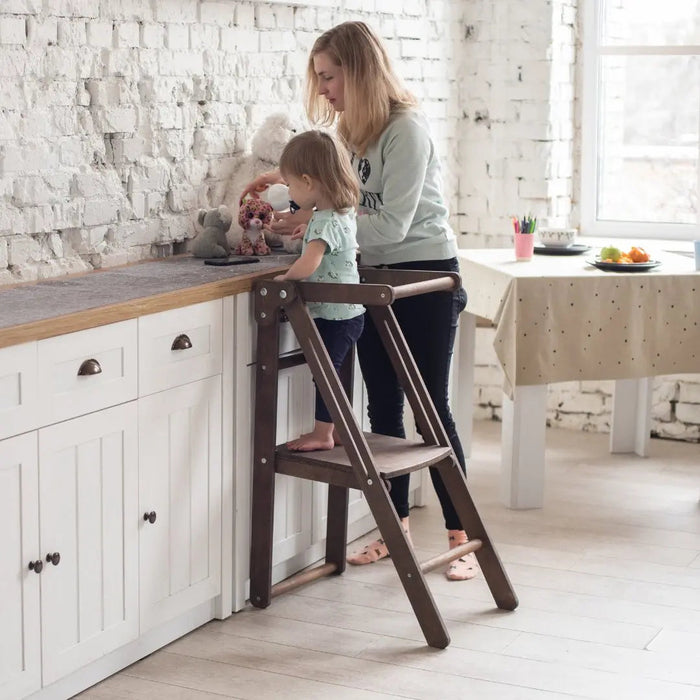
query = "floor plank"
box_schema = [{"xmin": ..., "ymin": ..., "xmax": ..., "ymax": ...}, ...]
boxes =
[{"xmin": 75, "ymin": 422, "xmax": 700, "ymax": 699}]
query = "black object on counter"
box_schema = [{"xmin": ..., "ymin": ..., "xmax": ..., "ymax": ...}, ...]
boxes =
[{"xmin": 204, "ymin": 256, "xmax": 260, "ymax": 266}]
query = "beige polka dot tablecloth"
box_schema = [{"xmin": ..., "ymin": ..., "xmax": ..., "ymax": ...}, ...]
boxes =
[{"xmin": 458, "ymin": 248, "xmax": 700, "ymax": 397}]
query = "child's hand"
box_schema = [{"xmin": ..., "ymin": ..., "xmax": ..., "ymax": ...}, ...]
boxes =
[
  {"xmin": 291, "ymin": 224, "xmax": 307, "ymax": 240},
  {"xmin": 270, "ymin": 209, "xmax": 311, "ymax": 236},
  {"xmin": 273, "ymin": 274, "xmax": 286, "ymax": 281}
]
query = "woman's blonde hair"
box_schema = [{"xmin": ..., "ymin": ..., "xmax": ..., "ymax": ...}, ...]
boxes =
[
  {"xmin": 279, "ymin": 130, "xmax": 359, "ymax": 212},
  {"xmin": 305, "ymin": 21, "xmax": 417, "ymax": 155}
]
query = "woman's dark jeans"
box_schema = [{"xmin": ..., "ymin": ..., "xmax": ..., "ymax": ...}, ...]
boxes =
[{"xmin": 357, "ymin": 257, "xmax": 467, "ymax": 530}]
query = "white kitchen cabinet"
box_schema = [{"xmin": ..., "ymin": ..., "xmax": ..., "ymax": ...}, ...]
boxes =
[
  {"xmin": 37, "ymin": 403, "xmax": 139, "ymax": 686},
  {"xmin": 0, "ymin": 432, "xmax": 41, "ymax": 700},
  {"xmin": 0, "ymin": 342, "xmax": 39, "ymax": 441},
  {"xmin": 138, "ymin": 375, "xmax": 222, "ymax": 632},
  {"xmin": 1, "ymin": 290, "xmax": 228, "ymax": 699}
]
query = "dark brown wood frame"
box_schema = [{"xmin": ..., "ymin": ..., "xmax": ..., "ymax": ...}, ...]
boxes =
[{"xmin": 249, "ymin": 269, "xmax": 517, "ymax": 648}]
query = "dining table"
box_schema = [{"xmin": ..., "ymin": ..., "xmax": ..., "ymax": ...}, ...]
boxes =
[{"xmin": 455, "ymin": 245, "xmax": 700, "ymax": 509}]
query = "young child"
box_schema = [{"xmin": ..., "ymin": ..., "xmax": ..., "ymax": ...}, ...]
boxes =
[{"xmin": 274, "ymin": 130, "xmax": 364, "ymax": 452}]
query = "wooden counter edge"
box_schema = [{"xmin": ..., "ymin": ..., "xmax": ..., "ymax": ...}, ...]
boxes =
[{"xmin": 0, "ymin": 266, "xmax": 288, "ymax": 349}]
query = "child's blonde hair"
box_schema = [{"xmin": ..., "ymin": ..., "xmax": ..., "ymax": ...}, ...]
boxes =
[
  {"xmin": 279, "ymin": 130, "xmax": 359, "ymax": 212},
  {"xmin": 305, "ymin": 21, "xmax": 417, "ymax": 155}
]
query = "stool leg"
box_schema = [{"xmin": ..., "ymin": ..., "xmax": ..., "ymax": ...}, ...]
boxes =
[
  {"xmin": 250, "ymin": 459, "xmax": 275, "ymax": 608},
  {"xmin": 325, "ymin": 485, "xmax": 348, "ymax": 574},
  {"xmin": 250, "ymin": 311, "xmax": 281, "ymax": 609},
  {"xmin": 437, "ymin": 458, "xmax": 518, "ymax": 610},
  {"xmin": 368, "ymin": 483, "xmax": 450, "ymax": 649}
]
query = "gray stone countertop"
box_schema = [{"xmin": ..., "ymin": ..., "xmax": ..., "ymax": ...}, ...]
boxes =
[{"xmin": 0, "ymin": 254, "xmax": 297, "ymax": 333}]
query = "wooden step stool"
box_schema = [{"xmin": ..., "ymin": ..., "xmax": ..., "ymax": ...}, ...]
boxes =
[{"xmin": 249, "ymin": 268, "xmax": 518, "ymax": 648}]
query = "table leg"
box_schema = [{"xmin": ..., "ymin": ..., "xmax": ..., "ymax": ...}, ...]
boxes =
[
  {"xmin": 501, "ymin": 384, "xmax": 547, "ymax": 509},
  {"xmin": 610, "ymin": 378, "xmax": 652, "ymax": 457},
  {"xmin": 454, "ymin": 312, "xmax": 476, "ymax": 458}
]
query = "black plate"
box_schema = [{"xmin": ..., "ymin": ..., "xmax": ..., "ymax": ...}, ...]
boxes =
[
  {"xmin": 534, "ymin": 244, "xmax": 591, "ymax": 256},
  {"xmin": 586, "ymin": 259, "xmax": 661, "ymax": 272}
]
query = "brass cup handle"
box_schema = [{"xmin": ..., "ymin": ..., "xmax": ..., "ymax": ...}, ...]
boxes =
[
  {"xmin": 143, "ymin": 511, "xmax": 157, "ymax": 524},
  {"xmin": 78, "ymin": 358, "xmax": 102, "ymax": 376},
  {"xmin": 28, "ymin": 560, "xmax": 43, "ymax": 573},
  {"xmin": 171, "ymin": 334, "xmax": 192, "ymax": 351},
  {"xmin": 46, "ymin": 552, "xmax": 61, "ymax": 566}
]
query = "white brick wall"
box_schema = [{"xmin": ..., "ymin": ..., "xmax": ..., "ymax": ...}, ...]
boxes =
[
  {"xmin": 0, "ymin": 0, "xmax": 696, "ymax": 443},
  {"xmin": 1, "ymin": 0, "xmax": 461, "ymax": 282}
]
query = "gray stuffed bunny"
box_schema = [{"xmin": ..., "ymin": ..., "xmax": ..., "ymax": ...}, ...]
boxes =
[{"xmin": 191, "ymin": 205, "xmax": 233, "ymax": 258}]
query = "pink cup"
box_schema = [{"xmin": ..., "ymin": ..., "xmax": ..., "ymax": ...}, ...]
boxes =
[{"xmin": 514, "ymin": 232, "xmax": 535, "ymax": 261}]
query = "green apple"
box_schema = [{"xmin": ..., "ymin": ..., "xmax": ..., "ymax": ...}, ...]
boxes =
[{"xmin": 600, "ymin": 245, "xmax": 621, "ymax": 262}]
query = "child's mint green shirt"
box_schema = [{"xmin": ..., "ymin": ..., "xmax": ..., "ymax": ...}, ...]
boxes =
[{"xmin": 303, "ymin": 208, "xmax": 364, "ymax": 321}]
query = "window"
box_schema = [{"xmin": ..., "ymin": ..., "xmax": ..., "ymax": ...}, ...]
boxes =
[{"xmin": 581, "ymin": 0, "xmax": 700, "ymax": 239}]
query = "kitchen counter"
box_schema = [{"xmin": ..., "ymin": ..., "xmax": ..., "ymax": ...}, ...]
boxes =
[{"xmin": 0, "ymin": 253, "xmax": 296, "ymax": 349}]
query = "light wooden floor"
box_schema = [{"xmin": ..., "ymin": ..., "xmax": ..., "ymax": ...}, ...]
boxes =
[{"xmin": 77, "ymin": 421, "xmax": 700, "ymax": 699}]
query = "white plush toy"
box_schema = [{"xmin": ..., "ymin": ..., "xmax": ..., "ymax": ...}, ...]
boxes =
[{"xmin": 223, "ymin": 112, "xmax": 301, "ymax": 252}]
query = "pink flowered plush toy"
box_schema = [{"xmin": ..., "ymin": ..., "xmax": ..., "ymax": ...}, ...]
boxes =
[{"xmin": 235, "ymin": 197, "xmax": 273, "ymax": 256}]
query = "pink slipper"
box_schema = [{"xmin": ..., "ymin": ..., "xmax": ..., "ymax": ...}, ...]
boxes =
[
  {"xmin": 346, "ymin": 538, "xmax": 389, "ymax": 565},
  {"xmin": 445, "ymin": 530, "xmax": 480, "ymax": 581}
]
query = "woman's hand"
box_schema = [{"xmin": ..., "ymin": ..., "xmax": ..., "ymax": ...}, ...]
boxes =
[
  {"xmin": 270, "ymin": 209, "xmax": 312, "ymax": 237},
  {"xmin": 239, "ymin": 170, "xmax": 283, "ymax": 201}
]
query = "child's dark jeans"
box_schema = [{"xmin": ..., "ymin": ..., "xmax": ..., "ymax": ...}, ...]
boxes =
[{"xmin": 313, "ymin": 314, "xmax": 365, "ymax": 423}]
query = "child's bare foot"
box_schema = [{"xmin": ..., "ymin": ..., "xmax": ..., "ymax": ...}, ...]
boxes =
[
  {"xmin": 286, "ymin": 431, "xmax": 334, "ymax": 451},
  {"xmin": 286, "ymin": 421, "xmax": 335, "ymax": 452},
  {"xmin": 332, "ymin": 428, "xmax": 342, "ymax": 446},
  {"xmin": 445, "ymin": 529, "xmax": 480, "ymax": 581}
]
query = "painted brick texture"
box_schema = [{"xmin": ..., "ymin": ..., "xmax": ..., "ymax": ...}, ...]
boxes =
[{"xmin": 0, "ymin": 0, "xmax": 461, "ymax": 281}]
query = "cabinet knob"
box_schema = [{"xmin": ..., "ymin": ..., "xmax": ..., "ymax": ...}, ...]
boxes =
[
  {"xmin": 28, "ymin": 560, "xmax": 43, "ymax": 573},
  {"xmin": 143, "ymin": 511, "xmax": 157, "ymax": 524},
  {"xmin": 77, "ymin": 358, "xmax": 102, "ymax": 376},
  {"xmin": 46, "ymin": 552, "xmax": 61, "ymax": 566}
]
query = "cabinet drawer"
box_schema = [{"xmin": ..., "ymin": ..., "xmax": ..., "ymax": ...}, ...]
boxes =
[
  {"xmin": 139, "ymin": 299, "xmax": 222, "ymax": 396},
  {"xmin": 0, "ymin": 341, "xmax": 39, "ymax": 440},
  {"xmin": 37, "ymin": 321, "xmax": 137, "ymax": 425}
]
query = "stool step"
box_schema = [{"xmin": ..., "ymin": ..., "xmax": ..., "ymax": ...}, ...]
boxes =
[
  {"xmin": 420, "ymin": 539, "xmax": 482, "ymax": 574},
  {"xmin": 275, "ymin": 432, "xmax": 454, "ymax": 489}
]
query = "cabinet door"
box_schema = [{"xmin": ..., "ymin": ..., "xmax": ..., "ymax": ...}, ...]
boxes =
[
  {"xmin": 0, "ymin": 433, "xmax": 41, "ymax": 700},
  {"xmin": 38, "ymin": 404, "xmax": 138, "ymax": 686},
  {"xmin": 272, "ymin": 364, "xmax": 315, "ymax": 565},
  {"xmin": 138, "ymin": 376, "xmax": 222, "ymax": 632}
]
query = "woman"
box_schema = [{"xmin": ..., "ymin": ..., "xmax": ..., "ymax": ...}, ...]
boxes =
[{"xmin": 243, "ymin": 21, "xmax": 475, "ymax": 581}]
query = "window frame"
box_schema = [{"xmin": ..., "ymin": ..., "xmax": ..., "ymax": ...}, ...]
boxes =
[{"xmin": 580, "ymin": 0, "xmax": 700, "ymax": 240}]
